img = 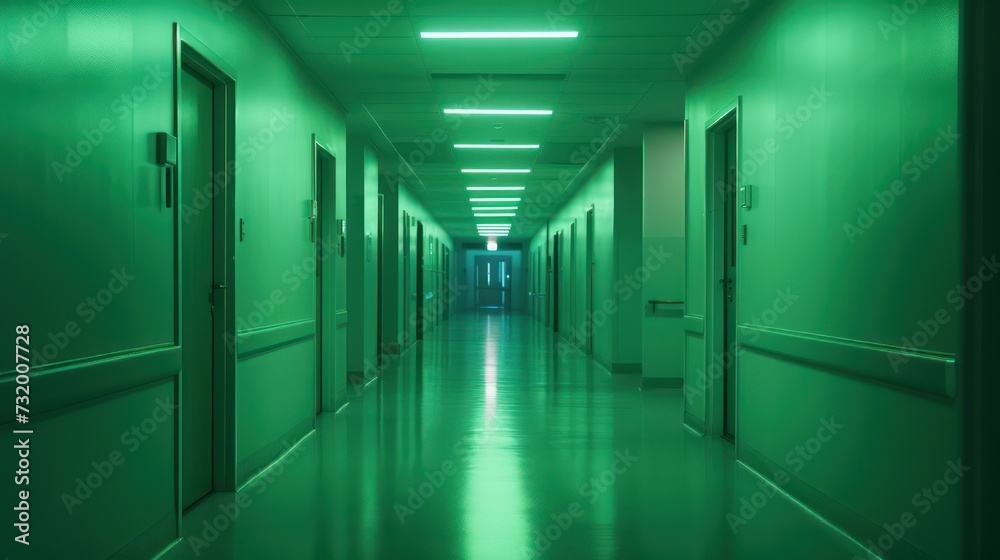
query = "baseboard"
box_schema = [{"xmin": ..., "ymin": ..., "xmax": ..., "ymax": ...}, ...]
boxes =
[
  {"xmin": 642, "ymin": 377, "xmax": 683, "ymax": 389},
  {"xmin": 237, "ymin": 416, "xmax": 314, "ymax": 486},
  {"xmin": 334, "ymin": 387, "xmax": 348, "ymax": 409},
  {"xmin": 739, "ymin": 443, "xmax": 935, "ymax": 560},
  {"xmin": 593, "ymin": 354, "xmax": 612, "ymax": 373},
  {"xmin": 612, "ymin": 362, "xmax": 642, "ymax": 374},
  {"xmin": 684, "ymin": 411, "xmax": 705, "ymax": 436},
  {"xmin": 111, "ymin": 512, "xmax": 175, "ymax": 560}
]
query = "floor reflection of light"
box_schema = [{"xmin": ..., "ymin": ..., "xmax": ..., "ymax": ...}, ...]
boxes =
[
  {"xmin": 485, "ymin": 315, "xmax": 497, "ymax": 422},
  {"xmin": 461, "ymin": 313, "xmax": 528, "ymax": 559}
]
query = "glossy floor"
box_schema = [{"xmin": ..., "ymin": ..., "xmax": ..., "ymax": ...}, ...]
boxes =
[{"xmin": 164, "ymin": 312, "xmax": 867, "ymax": 560}]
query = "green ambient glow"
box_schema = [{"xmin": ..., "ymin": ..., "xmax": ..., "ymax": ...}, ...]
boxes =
[
  {"xmin": 422, "ymin": 31, "xmax": 578, "ymax": 39},
  {"xmin": 444, "ymin": 109, "xmax": 552, "ymax": 116},
  {"xmin": 455, "ymin": 144, "xmax": 540, "ymax": 149},
  {"xmin": 466, "ymin": 187, "xmax": 525, "ymax": 191},
  {"xmin": 472, "ymin": 207, "xmax": 518, "ymax": 211},
  {"xmin": 475, "ymin": 213, "xmax": 516, "ymax": 217},
  {"xmin": 470, "ymin": 198, "xmax": 521, "ymax": 202},
  {"xmin": 462, "ymin": 169, "xmax": 531, "ymax": 174}
]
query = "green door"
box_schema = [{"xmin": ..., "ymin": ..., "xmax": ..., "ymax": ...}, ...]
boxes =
[{"xmin": 180, "ymin": 63, "xmax": 215, "ymax": 509}]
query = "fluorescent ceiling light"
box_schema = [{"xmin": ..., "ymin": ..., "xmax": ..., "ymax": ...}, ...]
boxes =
[
  {"xmin": 466, "ymin": 186, "xmax": 525, "ymax": 191},
  {"xmin": 470, "ymin": 198, "xmax": 521, "ymax": 202},
  {"xmin": 482, "ymin": 233, "xmax": 509, "ymax": 237},
  {"xmin": 475, "ymin": 212, "xmax": 516, "ymax": 217},
  {"xmin": 477, "ymin": 224, "xmax": 512, "ymax": 228},
  {"xmin": 423, "ymin": 31, "xmax": 578, "ymax": 39},
  {"xmin": 478, "ymin": 227, "xmax": 512, "ymax": 231},
  {"xmin": 472, "ymin": 206, "xmax": 518, "ymax": 211},
  {"xmin": 455, "ymin": 144, "xmax": 539, "ymax": 149},
  {"xmin": 487, "ymin": 242, "xmax": 499, "ymax": 251},
  {"xmin": 462, "ymin": 169, "xmax": 531, "ymax": 174},
  {"xmin": 444, "ymin": 109, "xmax": 552, "ymax": 116}
]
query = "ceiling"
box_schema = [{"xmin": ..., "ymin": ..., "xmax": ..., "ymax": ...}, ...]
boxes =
[{"xmin": 251, "ymin": 0, "xmax": 747, "ymax": 241}]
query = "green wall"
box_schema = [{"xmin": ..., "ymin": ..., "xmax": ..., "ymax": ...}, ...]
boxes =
[
  {"xmin": 642, "ymin": 124, "xmax": 686, "ymax": 383},
  {"xmin": 0, "ymin": 0, "xmax": 348, "ymax": 556},
  {"xmin": 532, "ymin": 156, "xmax": 614, "ymax": 366},
  {"xmin": 684, "ymin": 0, "xmax": 962, "ymax": 557},
  {"xmin": 530, "ymin": 148, "xmax": 643, "ymax": 372},
  {"xmin": 382, "ymin": 177, "xmax": 453, "ymax": 353},
  {"xmin": 611, "ymin": 148, "xmax": 643, "ymax": 371}
]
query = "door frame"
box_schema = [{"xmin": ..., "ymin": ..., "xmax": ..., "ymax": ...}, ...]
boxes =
[
  {"xmin": 173, "ymin": 25, "xmax": 239, "ymax": 511},
  {"xmin": 704, "ymin": 97, "xmax": 741, "ymax": 439},
  {"xmin": 313, "ymin": 136, "xmax": 337, "ymax": 413}
]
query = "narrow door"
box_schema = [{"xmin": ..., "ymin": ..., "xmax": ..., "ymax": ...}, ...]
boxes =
[
  {"xmin": 552, "ymin": 232, "xmax": 561, "ymax": 332},
  {"xmin": 180, "ymin": 63, "xmax": 214, "ymax": 509},
  {"xmin": 442, "ymin": 247, "xmax": 450, "ymax": 321},
  {"xmin": 376, "ymin": 195, "xmax": 384, "ymax": 361},
  {"xmin": 402, "ymin": 212, "xmax": 411, "ymax": 346},
  {"xmin": 416, "ymin": 221, "xmax": 424, "ymax": 339},
  {"xmin": 585, "ymin": 208, "xmax": 595, "ymax": 355},
  {"xmin": 722, "ymin": 124, "xmax": 739, "ymax": 440},
  {"xmin": 314, "ymin": 147, "xmax": 335, "ymax": 413},
  {"xmin": 570, "ymin": 222, "xmax": 577, "ymax": 343}
]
